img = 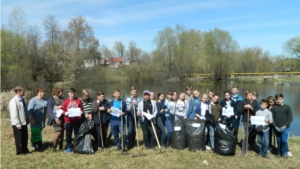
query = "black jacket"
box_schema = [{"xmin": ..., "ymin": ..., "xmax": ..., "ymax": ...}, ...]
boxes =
[
  {"xmin": 238, "ymin": 99, "xmax": 258, "ymax": 123},
  {"xmin": 92, "ymin": 99, "xmax": 110, "ymax": 125}
]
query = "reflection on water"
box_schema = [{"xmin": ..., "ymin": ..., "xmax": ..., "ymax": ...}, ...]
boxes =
[{"xmin": 28, "ymin": 80, "xmax": 300, "ymax": 136}]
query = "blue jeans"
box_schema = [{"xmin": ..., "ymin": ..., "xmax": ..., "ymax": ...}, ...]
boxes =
[
  {"xmin": 275, "ymin": 128, "xmax": 289, "ymax": 156},
  {"xmin": 110, "ymin": 120, "xmax": 126, "ymax": 149},
  {"xmin": 65, "ymin": 122, "xmax": 80, "ymax": 149},
  {"xmin": 127, "ymin": 112, "xmax": 136, "ymax": 147},
  {"xmin": 208, "ymin": 124, "xmax": 215, "ymax": 149},
  {"xmin": 165, "ymin": 119, "xmax": 173, "ymax": 146},
  {"xmin": 156, "ymin": 117, "xmax": 166, "ymax": 146},
  {"xmin": 257, "ymin": 130, "xmax": 269, "ymax": 157}
]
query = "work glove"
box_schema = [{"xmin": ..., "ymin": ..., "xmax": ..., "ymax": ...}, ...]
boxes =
[
  {"xmin": 275, "ymin": 127, "xmax": 281, "ymax": 132},
  {"xmin": 280, "ymin": 125, "xmax": 286, "ymax": 132}
]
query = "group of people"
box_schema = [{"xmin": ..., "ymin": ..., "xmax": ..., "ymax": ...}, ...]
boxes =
[{"xmin": 9, "ymin": 85, "xmax": 293, "ymax": 159}]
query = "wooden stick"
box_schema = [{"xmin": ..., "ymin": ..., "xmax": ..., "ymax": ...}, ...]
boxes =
[
  {"xmin": 98, "ymin": 110, "xmax": 104, "ymax": 148},
  {"xmin": 133, "ymin": 105, "xmax": 140, "ymax": 151},
  {"xmin": 245, "ymin": 109, "xmax": 249, "ymax": 154},
  {"xmin": 147, "ymin": 110, "xmax": 161, "ymax": 149}
]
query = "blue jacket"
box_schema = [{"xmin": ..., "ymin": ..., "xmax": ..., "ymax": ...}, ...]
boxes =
[
  {"xmin": 156, "ymin": 100, "xmax": 165, "ymax": 118},
  {"xmin": 108, "ymin": 99, "xmax": 127, "ymax": 122},
  {"xmin": 186, "ymin": 97, "xmax": 201, "ymax": 119},
  {"xmin": 230, "ymin": 94, "xmax": 243, "ymax": 103}
]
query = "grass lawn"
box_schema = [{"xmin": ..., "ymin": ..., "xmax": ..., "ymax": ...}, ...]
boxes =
[{"xmin": 1, "ymin": 118, "xmax": 299, "ymax": 169}]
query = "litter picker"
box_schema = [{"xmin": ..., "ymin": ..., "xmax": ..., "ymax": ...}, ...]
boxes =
[
  {"xmin": 245, "ymin": 109, "xmax": 249, "ymax": 154},
  {"xmin": 147, "ymin": 110, "xmax": 164, "ymax": 154},
  {"xmin": 131, "ymin": 105, "xmax": 147, "ymax": 157},
  {"xmin": 98, "ymin": 110, "xmax": 105, "ymax": 150}
]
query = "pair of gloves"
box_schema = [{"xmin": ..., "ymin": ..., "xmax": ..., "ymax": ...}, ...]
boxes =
[{"xmin": 275, "ymin": 125, "xmax": 286, "ymax": 132}]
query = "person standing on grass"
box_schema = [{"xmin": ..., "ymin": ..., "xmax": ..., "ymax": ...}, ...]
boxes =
[
  {"xmin": 185, "ymin": 86, "xmax": 193, "ymax": 103},
  {"xmin": 47, "ymin": 87, "xmax": 65, "ymax": 152},
  {"xmin": 207, "ymin": 94, "xmax": 221, "ymax": 151},
  {"xmin": 230, "ymin": 85, "xmax": 243, "ymax": 141},
  {"xmin": 271, "ymin": 93, "xmax": 293, "ymax": 158},
  {"xmin": 156, "ymin": 93, "xmax": 167, "ymax": 148},
  {"xmin": 91, "ymin": 91, "xmax": 110, "ymax": 150},
  {"xmin": 255, "ymin": 99, "xmax": 273, "ymax": 159},
  {"xmin": 164, "ymin": 91, "xmax": 175, "ymax": 148},
  {"xmin": 174, "ymin": 92, "xmax": 189, "ymax": 120},
  {"xmin": 9, "ymin": 86, "xmax": 31, "ymax": 155},
  {"xmin": 125, "ymin": 86, "xmax": 141, "ymax": 149},
  {"xmin": 137, "ymin": 90, "xmax": 158, "ymax": 150},
  {"xmin": 220, "ymin": 90, "xmax": 237, "ymax": 131},
  {"xmin": 62, "ymin": 88, "xmax": 83, "ymax": 153},
  {"xmin": 185, "ymin": 90, "xmax": 201, "ymax": 120},
  {"xmin": 28, "ymin": 87, "xmax": 48, "ymax": 151},
  {"xmin": 107, "ymin": 89, "xmax": 127, "ymax": 151},
  {"xmin": 238, "ymin": 90, "xmax": 258, "ymax": 155},
  {"xmin": 267, "ymin": 96, "xmax": 276, "ymax": 152}
]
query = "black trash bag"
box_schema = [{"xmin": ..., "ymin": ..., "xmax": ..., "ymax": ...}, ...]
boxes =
[
  {"xmin": 186, "ymin": 119, "xmax": 206, "ymax": 151},
  {"xmin": 214, "ymin": 123, "xmax": 236, "ymax": 155},
  {"xmin": 73, "ymin": 119, "xmax": 95, "ymax": 154},
  {"xmin": 171, "ymin": 119, "xmax": 187, "ymax": 150}
]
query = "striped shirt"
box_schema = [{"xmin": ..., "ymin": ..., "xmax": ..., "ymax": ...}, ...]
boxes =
[{"xmin": 82, "ymin": 98, "xmax": 94, "ymax": 114}]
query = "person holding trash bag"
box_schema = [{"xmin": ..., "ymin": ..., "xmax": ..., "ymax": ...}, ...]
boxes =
[
  {"xmin": 91, "ymin": 91, "xmax": 110, "ymax": 150},
  {"xmin": 206, "ymin": 94, "xmax": 221, "ymax": 151},
  {"xmin": 137, "ymin": 90, "xmax": 158, "ymax": 150},
  {"xmin": 125, "ymin": 86, "xmax": 141, "ymax": 149},
  {"xmin": 156, "ymin": 93, "xmax": 167, "ymax": 148},
  {"xmin": 174, "ymin": 92, "xmax": 189, "ymax": 120},
  {"xmin": 62, "ymin": 88, "xmax": 84, "ymax": 153},
  {"xmin": 185, "ymin": 90, "xmax": 201, "ymax": 120},
  {"xmin": 28, "ymin": 87, "xmax": 48, "ymax": 151},
  {"xmin": 107, "ymin": 89, "xmax": 127, "ymax": 151},
  {"xmin": 220, "ymin": 90, "xmax": 237, "ymax": 131},
  {"xmin": 238, "ymin": 90, "xmax": 258, "ymax": 155},
  {"xmin": 164, "ymin": 91, "xmax": 175, "ymax": 148},
  {"xmin": 73, "ymin": 116, "xmax": 94, "ymax": 154}
]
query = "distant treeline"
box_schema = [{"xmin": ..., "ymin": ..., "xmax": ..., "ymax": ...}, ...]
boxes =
[{"xmin": 1, "ymin": 7, "xmax": 300, "ymax": 90}]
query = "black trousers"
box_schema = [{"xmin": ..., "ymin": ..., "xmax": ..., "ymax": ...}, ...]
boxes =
[
  {"xmin": 141, "ymin": 121, "xmax": 156, "ymax": 148},
  {"xmin": 13, "ymin": 125, "xmax": 29, "ymax": 154},
  {"xmin": 91, "ymin": 123, "xmax": 109, "ymax": 147}
]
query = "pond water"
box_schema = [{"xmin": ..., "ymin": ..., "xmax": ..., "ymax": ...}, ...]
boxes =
[{"xmin": 25, "ymin": 80, "xmax": 300, "ymax": 136}]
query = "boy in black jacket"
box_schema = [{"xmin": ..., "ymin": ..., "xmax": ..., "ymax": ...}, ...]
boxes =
[
  {"xmin": 91, "ymin": 91, "xmax": 110, "ymax": 150},
  {"xmin": 271, "ymin": 93, "xmax": 293, "ymax": 158},
  {"xmin": 238, "ymin": 90, "xmax": 258, "ymax": 155}
]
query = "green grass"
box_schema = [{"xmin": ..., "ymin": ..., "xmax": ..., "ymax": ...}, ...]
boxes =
[{"xmin": 1, "ymin": 118, "xmax": 299, "ymax": 169}]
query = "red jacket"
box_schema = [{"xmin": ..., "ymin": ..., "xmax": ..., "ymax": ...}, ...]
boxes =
[{"xmin": 62, "ymin": 98, "xmax": 83, "ymax": 123}]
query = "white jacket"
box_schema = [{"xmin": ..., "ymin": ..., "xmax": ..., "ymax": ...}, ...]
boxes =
[
  {"xmin": 137, "ymin": 100, "xmax": 157, "ymax": 123},
  {"xmin": 9, "ymin": 96, "xmax": 27, "ymax": 127}
]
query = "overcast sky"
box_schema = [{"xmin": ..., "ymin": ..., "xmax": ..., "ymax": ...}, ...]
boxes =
[{"xmin": 2, "ymin": 0, "xmax": 300, "ymax": 56}]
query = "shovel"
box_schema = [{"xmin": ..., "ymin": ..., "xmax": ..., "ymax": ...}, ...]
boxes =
[{"xmin": 131, "ymin": 105, "xmax": 147, "ymax": 157}]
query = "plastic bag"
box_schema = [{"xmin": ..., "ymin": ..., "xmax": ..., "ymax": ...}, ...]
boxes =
[
  {"xmin": 30, "ymin": 126, "xmax": 42, "ymax": 143},
  {"xmin": 73, "ymin": 119, "xmax": 95, "ymax": 154},
  {"xmin": 186, "ymin": 119, "xmax": 206, "ymax": 151},
  {"xmin": 214, "ymin": 123, "xmax": 236, "ymax": 155},
  {"xmin": 171, "ymin": 119, "xmax": 187, "ymax": 150}
]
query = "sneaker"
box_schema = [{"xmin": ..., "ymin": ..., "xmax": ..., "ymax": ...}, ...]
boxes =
[
  {"xmin": 262, "ymin": 155, "xmax": 270, "ymax": 159},
  {"xmin": 206, "ymin": 146, "xmax": 211, "ymax": 150},
  {"xmin": 66, "ymin": 148, "xmax": 72, "ymax": 153},
  {"xmin": 115, "ymin": 147, "xmax": 121, "ymax": 151},
  {"xmin": 287, "ymin": 151, "xmax": 293, "ymax": 157}
]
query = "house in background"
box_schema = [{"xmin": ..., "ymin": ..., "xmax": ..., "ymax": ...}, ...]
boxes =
[
  {"xmin": 83, "ymin": 57, "xmax": 130, "ymax": 68},
  {"xmin": 107, "ymin": 57, "xmax": 131, "ymax": 68}
]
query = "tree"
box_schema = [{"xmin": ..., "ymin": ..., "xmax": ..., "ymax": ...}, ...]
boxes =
[
  {"xmin": 203, "ymin": 28, "xmax": 238, "ymax": 79},
  {"xmin": 8, "ymin": 6, "xmax": 27, "ymax": 35},
  {"xmin": 283, "ymin": 36, "xmax": 300, "ymax": 62},
  {"xmin": 43, "ymin": 14, "xmax": 61, "ymax": 46},
  {"xmin": 126, "ymin": 41, "xmax": 142, "ymax": 62},
  {"xmin": 114, "ymin": 41, "xmax": 125, "ymax": 58},
  {"xmin": 64, "ymin": 15, "xmax": 94, "ymax": 52}
]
